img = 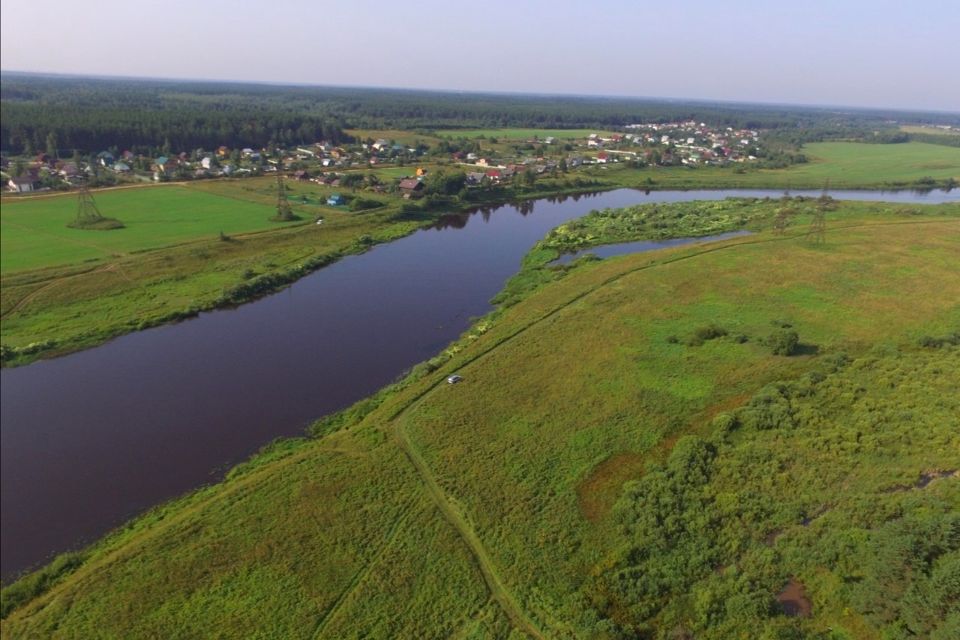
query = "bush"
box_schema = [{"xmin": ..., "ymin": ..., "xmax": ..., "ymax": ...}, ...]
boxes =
[
  {"xmin": 686, "ymin": 323, "xmax": 728, "ymax": 346},
  {"xmin": 918, "ymin": 331, "xmax": 960, "ymax": 348},
  {"xmin": 348, "ymin": 197, "xmax": 384, "ymax": 212},
  {"xmin": 766, "ymin": 329, "xmax": 800, "ymax": 356}
]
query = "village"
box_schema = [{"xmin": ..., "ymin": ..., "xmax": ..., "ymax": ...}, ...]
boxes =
[{"xmin": 2, "ymin": 121, "xmax": 763, "ymax": 195}]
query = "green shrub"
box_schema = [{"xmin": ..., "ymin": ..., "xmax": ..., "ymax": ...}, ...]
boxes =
[
  {"xmin": 765, "ymin": 329, "xmax": 800, "ymax": 356},
  {"xmin": 348, "ymin": 197, "xmax": 384, "ymax": 212},
  {"xmin": 687, "ymin": 323, "xmax": 728, "ymax": 346},
  {"xmin": 918, "ymin": 331, "xmax": 960, "ymax": 348}
]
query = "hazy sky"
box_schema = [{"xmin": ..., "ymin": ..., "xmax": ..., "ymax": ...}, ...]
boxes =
[{"xmin": 2, "ymin": 0, "xmax": 958, "ymax": 111}]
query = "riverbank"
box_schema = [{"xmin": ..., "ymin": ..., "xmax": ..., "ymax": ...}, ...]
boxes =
[
  {"xmin": 2, "ymin": 165, "xmax": 957, "ymax": 367},
  {"xmin": 4, "ymin": 198, "xmax": 958, "ymax": 637}
]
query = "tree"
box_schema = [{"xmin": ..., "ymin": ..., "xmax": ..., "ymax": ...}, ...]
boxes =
[
  {"xmin": 45, "ymin": 132, "xmax": 59, "ymax": 158},
  {"xmin": 340, "ymin": 173, "xmax": 364, "ymax": 191},
  {"xmin": 766, "ymin": 329, "xmax": 799, "ymax": 356}
]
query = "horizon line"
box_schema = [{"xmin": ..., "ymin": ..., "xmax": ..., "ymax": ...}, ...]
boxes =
[{"xmin": 2, "ymin": 68, "xmax": 959, "ymax": 117}]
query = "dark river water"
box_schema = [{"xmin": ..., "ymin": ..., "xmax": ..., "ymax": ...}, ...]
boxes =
[{"xmin": 2, "ymin": 188, "xmax": 957, "ymax": 581}]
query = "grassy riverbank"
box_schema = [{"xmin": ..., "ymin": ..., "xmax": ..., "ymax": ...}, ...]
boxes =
[
  {"xmin": 2, "ymin": 141, "xmax": 958, "ymax": 366},
  {"xmin": 3, "ymin": 198, "xmax": 958, "ymax": 638}
]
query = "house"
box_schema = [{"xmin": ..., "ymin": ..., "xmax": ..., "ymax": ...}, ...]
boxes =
[
  {"xmin": 216, "ymin": 146, "xmax": 230, "ymax": 157},
  {"xmin": 475, "ymin": 158, "xmax": 490, "ymax": 167},
  {"xmin": 97, "ymin": 151, "xmax": 116, "ymax": 166},
  {"xmin": 113, "ymin": 162, "xmax": 131, "ymax": 173},
  {"xmin": 201, "ymin": 157, "xmax": 214, "ymax": 170},
  {"xmin": 596, "ymin": 152, "xmax": 609, "ymax": 164},
  {"xmin": 543, "ymin": 136, "xmax": 556, "ymax": 145},
  {"xmin": 59, "ymin": 162, "xmax": 80, "ymax": 179},
  {"xmin": 465, "ymin": 172, "xmax": 486, "ymax": 186},
  {"xmin": 398, "ymin": 178, "xmax": 424, "ymax": 194},
  {"xmin": 484, "ymin": 169, "xmax": 502, "ymax": 181},
  {"xmin": 293, "ymin": 170, "xmax": 310, "ymax": 181},
  {"xmin": 415, "ymin": 167, "xmax": 427, "ymax": 176},
  {"xmin": 7, "ymin": 175, "xmax": 37, "ymax": 193},
  {"xmin": 326, "ymin": 193, "xmax": 345, "ymax": 206},
  {"xmin": 122, "ymin": 150, "xmax": 135, "ymax": 161}
]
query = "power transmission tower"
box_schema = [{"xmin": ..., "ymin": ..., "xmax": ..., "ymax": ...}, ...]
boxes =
[
  {"xmin": 68, "ymin": 181, "xmax": 123, "ymax": 230},
  {"xmin": 808, "ymin": 179, "xmax": 830, "ymax": 244},
  {"xmin": 273, "ymin": 173, "xmax": 296, "ymax": 221},
  {"xmin": 75, "ymin": 182, "xmax": 105, "ymax": 225},
  {"xmin": 808, "ymin": 208, "xmax": 826, "ymax": 244}
]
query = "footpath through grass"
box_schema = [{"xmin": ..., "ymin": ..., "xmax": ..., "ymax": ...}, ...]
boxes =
[{"xmin": 3, "ymin": 199, "xmax": 958, "ymax": 639}]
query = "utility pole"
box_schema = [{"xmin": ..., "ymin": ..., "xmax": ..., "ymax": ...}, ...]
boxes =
[{"xmin": 272, "ymin": 173, "xmax": 296, "ymax": 221}]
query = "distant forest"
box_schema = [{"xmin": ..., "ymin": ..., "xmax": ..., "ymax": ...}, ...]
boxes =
[{"xmin": 1, "ymin": 73, "xmax": 958, "ymax": 154}]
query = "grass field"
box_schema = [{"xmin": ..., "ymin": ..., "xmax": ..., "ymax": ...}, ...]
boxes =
[
  {"xmin": 436, "ymin": 128, "xmax": 615, "ymax": 140},
  {"xmin": 781, "ymin": 141, "xmax": 960, "ymax": 183},
  {"xmin": 4, "ymin": 200, "xmax": 958, "ymax": 638},
  {"xmin": 900, "ymin": 125, "xmax": 960, "ymax": 137},
  {"xmin": 0, "ymin": 184, "xmax": 306, "ymax": 273},
  {"xmin": 586, "ymin": 141, "xmax": 960, "ymax": 190},
  {"xmin": 346, "ymin": 128, "xmax": 444, "ymax": 146}
]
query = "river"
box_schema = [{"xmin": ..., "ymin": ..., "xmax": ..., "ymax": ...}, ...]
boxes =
[{"xmin": 2, "ymin": 188, "xmax": 957, "ymax": 581}]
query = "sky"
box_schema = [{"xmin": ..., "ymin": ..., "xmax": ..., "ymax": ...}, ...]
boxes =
[{"xmin": 1, "ymin": 0, "xmax": 958, "ymax": 112}]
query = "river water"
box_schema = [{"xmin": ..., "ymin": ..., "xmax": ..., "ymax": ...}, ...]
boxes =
[{"xmin": 2, "ymin": 188, "xmax": 956, "ymax": 580}]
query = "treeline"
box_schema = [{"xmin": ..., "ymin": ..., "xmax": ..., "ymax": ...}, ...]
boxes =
[
  {"xmin": 2, "ymin": 73, "xmax": 958, "ymax": 154},
  {"xmin": 1, "ymin": 75, "xmax": 352, "ymax": 154}
]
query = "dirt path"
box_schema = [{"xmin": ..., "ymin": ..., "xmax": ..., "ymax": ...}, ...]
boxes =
[
  {"xmin": 1, "ymin": 181, "xmax": 192, "ymax": 203},
  {"xmin": 310, "ymin": 502, "xmax": 419, "ymax": 639},
  {"xmin": 1, "ymin": 263, "xmax": 119, "ymax": 319},
  {"xmin": 393, "ymin": 415, "xmax": 547, "ymax": 640}
]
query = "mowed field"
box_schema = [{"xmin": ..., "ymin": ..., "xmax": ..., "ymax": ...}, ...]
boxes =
[
  {"xmin": 0, "ymin": 185, "xmax": 300, "ymax": 273},
  {"xmin": 786, "ymin": 141, "xmax": 960, "ymax": 183},
  {"xmin": 4, "ymin": 202, "xmax": 958, "ymax": 638}
]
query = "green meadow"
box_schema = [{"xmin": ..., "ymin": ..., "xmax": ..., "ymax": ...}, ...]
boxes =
[
  {"xmin": 0, "ymin": 185, "xmax": 304, "ymax": 273},
  {"xmin": 4, "ymin": 199, "xmax": 958, "ymax": 639},
  {"xmin": 782, "ymin": 141, "xmax": 960, "ymax": 183},
  {"xmin": 437, "ymin": 128, "xmax": 614, "ymax": 140}
]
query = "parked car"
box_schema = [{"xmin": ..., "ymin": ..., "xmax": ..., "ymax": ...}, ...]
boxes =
[{"xmin": 446, "ymin": 374, "xmax": 463, "ymax": 384}]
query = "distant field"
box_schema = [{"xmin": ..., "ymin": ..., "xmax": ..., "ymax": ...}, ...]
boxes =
[
  {"xmin": 364, "ymin": 165, "xmax": 424, "ymax": 179},
  {"xmin": 0, "ymin": 185, "xmax": 298, "ymax": 273},
  {"xmin": 900, "ymin": 125, "xmax": 960, "ymax": 136},
  {"xmin": 786, "ymin": 141, "xmax": 960, "ymax": 183},
  {"xmin": 346, "ymin": 129, "xmax": 442, "ymax": 146},
  {"xmin": 436, "ymin": 128, "xmax": 612, "ymax": 140}
]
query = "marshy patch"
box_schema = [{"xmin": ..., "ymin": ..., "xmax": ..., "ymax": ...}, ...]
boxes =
[
  {"xmin": 576, "ymin": 452, "xmax": 646, "ymax": 522},
  {"xmin": 884, "ymin": 469, "xmax": 958, "ymax": 493},
  {"xmin": 777, "ymin": 578, "xmax": 812, "ymax": 617}
]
